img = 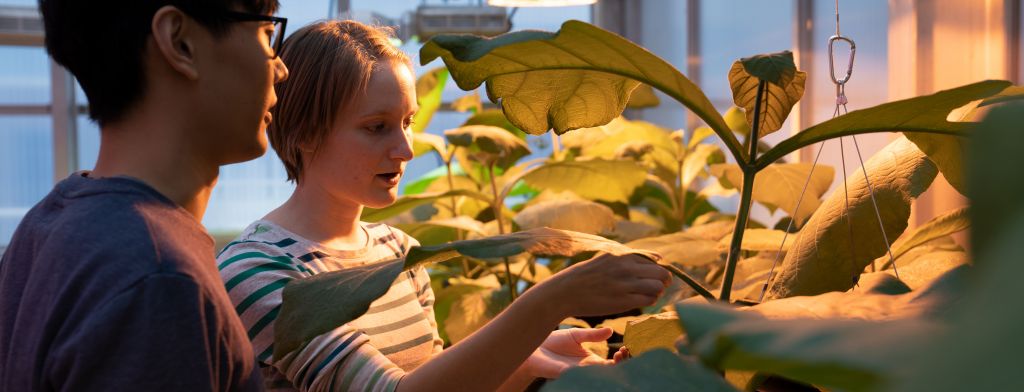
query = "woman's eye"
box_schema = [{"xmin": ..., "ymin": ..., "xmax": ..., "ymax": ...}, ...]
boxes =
[{"xmin": 366, "ymin": 123, "xmax": 386, "ymax": 133}]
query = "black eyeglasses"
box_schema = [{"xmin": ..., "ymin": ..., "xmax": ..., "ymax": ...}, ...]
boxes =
[{"xmin": 221, "ymin": 11, "xmax": 287, "ymax": 58}]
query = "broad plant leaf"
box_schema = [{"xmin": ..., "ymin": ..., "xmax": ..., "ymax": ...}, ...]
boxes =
[
  {"xmin": 275, "ymin": 259, "xmax": 405, "ymax": 360},
  {"xmin": 711, "ymin": 163, "xmax": 834, "ymax": 227},
  {"xmin": 412, "ymin": 132, "xmax": 448, "ymax": 158},
  {"xmin": 462, "ymin": 108, "xmax": 526, "ymax": 138},
  {"xmin": 421, "ymin": 20, "xmax": 744, "ymax": 161},
  {"xmin": 967, "ymin": 103, "xmax": 1024, "ymax": 254},
  {"xmin": 445, "ymin": 125, "xmax": 531, "ymax": 170},
  {"xmin": 412, "ymin": 67, "xmax": 448, "ymax": 133},
  {"xmin": 677, "ymin": 302, "xmax": 942, "ymax": 392},
  {"xmin": 627, "ymin": 83, "xmax": 661, "ymax": 108},
  {"xmin": 756, "ymin": 80, "xmax": 1012, "ymax": 168},
  {"xmin": 395, "ymin": 216, "xmax": 487, "ymax": 246},
  {"xmin": 903, "ymin": 133, "xmax": 965, "ymax": 195},
  {"xmin": 361, "ymin": 189, "xmax": 492, "ymax": 222},
  {"xmin": 682, "ymin": 144, "xmax": 726, "ymax": 188},
  {"xmin": 405, "ymin": 227, "xmax": 661, "ymax": 267},
  {"xmin": 434, "ymin": 280, "xmax": 494, "ymax": 344},
  {"xmin": 626, "ymin": 231, "xmax": 721, "ymax": 267},
  {"xmin": 511, "ymin": 159, "xmax": 648, "ymax": 204},
  {"xmin": 765, "ymin": 137, "xmax": 938, "ymax": 299},
  {"xmin": 689, "ymin": 126, "xmax": 716, "ymax": 149},
  {"xmin": 402, "ymin": 165, "xmax": 470, "ymax": 195},
  {"xmin": 623, "ymin": 312, "xmax": 683, "ymax": 356},
  {"xmin": 444, "ymin": 284, "xmax": 509, "ymax": 343},
  {"xmin": 595, "ymin": 316, "xmax": 643, "ymax": 335},
  {"xmin": 724, "ymin": 106, "xmax": 751, "ymax": 137},
  {"xmin": 581, "ymin": 118, "xmax": 679, "ymax": 176},
  {"xmin": 716, "ymin": 228, "xmax": 791, "ymax": 252},
  {"xmin": 543, "ymin": 349, "xmax": 739, "ymax": 392},
  {"xmin": 729, "ymin": 51, "xmax": 807, "ymax": 137},
  {"xmin": 451, "ymin": 90, "xmax": 482, "ymax": 113},
  {"xmin": 513, "ymin": 199, "xmax": 616, "ymax": 235},
  {"xmin": 888, "ymin": 206, "xmax": 968, "ymax": 261}
]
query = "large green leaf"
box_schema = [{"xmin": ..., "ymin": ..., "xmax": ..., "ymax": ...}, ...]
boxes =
[
  {"xmin": 412, "ymin": 67, "xmax": 448, "ymax": 133},
  {"xmin": 421, "ymin": 20, "xmax": 744, "ymax": 161},
  {"xmin": 395, "ymin": 216, "xmax": 487, "ymax": 246},
  {"xmin": 405, "ymin": 227, "xmax": 660, "ymax": 268},
  {"xmin": 677, "ymin": 302, "xmax": 942, "ymax": 392},
  {"xmin": 711, "ymin": 163, "xmax": 834, "ymax": 227},
  {"xmin": 361, "ymin": 189, "xmax": 492, "ymax": 222},
  {"xmin": 461, "ymin": 108, "xmax": 526, "ymax": 137},
  {"xmin": 542, "ymin": 349, "xmax": 739, "ymax": 392},
  {"xmin": 723, "ymin": 106, "xmax": 751, "ymax": 137},
  {"xmin": 888, "ymin": 206, "xmax": 968, "ymax": 261},
  {"xmin": 729, "ymin": 51, "xmax": 807, "ymax": 137},
  {"xmin": 443, "ymin": 284, "xmax": 509, "ymax": 343},
  {"xmin": 512, "ymin": 159, "xmax": 648, "ymax": 204},
  {"xmin": 513, "ymin": 199, "xmax": 616, "ymax": 235},
  {"xmin": 756, "ymin": 80, "xmax": 1012, "ymax": 168},
  {"xmin": 274, "ymin": 259, "xmax": 405, "ymax": 360},
  {"xmin": 445, "ymin": 125, "xmax": 531, "ymax": 170},
  {"xmin": 765, "ymin": 137, "xmax": 938, "ymax": 299},
  {"xmin": 412, "ymin": 132, "xmax": 448, "ymax": 158},
  {"xmin": 580, "ymin": 118, "xmax": 679, "ymax": 176}
]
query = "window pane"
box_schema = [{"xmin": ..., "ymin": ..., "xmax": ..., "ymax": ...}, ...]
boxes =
[
  {"xmin": 0, "ymin": 46, "xmax": 50, "ymax": 105},
  {"xmin": 202, "ymin": 152, "xmax": 294, "ymax": 235},
  {"xmin": 77, "ymin": 114, "xmax": 99, "ymax": 170},
  {"xmin": 0, "ymin": 115, "xmax": 53, "ymax": 247}
]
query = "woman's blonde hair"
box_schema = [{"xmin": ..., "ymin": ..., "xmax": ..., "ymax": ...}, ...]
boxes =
[{"xmin": 268, "ymin": 20, "xmax": 412, "ymax": 182}]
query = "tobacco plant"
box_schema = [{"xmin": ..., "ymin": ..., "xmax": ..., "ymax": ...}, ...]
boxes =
[{"xmin": 267, "ymin": 19, "xmax": 1023, "ymax": 390}]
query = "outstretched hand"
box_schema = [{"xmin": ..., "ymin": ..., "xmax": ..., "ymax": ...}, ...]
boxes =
[{"xmin": 524, "ymin": 328, "xmax": 614, "ymax": 379}]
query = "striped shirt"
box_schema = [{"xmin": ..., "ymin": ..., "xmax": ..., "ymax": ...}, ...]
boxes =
[{"xmin": 217, "ymin": 220, "xmax": 443, "ymax": 392}]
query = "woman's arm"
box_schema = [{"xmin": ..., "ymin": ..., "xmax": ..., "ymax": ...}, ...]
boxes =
[{"xmin": 397, "ymin": 253, "xmax": 669, "ymax": 392}]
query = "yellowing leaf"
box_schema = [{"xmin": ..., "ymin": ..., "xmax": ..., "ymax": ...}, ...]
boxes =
[
  {"xmin": 717, "ymin": 228, "xmax": 791, "ymax": 252},
  {"xmin": 626, "ymin": 232, "xmax": 721, "ymax": 267},
  {"xmin": 624, "ymin": 312, "xmax": 683, "ymax": 356},
  {"xmin": 412, "ymin": 132, "xmax": 447, "ymax": 158},
  {"xmin": 451, "ymin": 90, "xmax": 482, "ymax": 113},
  {"xmin": 711, "ymin": 163, "xmax": 834, "ymax": 226},
  {"xmin": 445, "ymin": 125, "xmax": 531, "ymax": 169},
  {"xmin": 888, "ymin": 206, "xmax": 969, "ymax": 261},
  {"xmin": 627, "ymin": 83, "xmax": 661, "ymax": 108},
  {"xmin": 517, "ymin": 159, "xmax": 647, "ymax": 203},
  {"xmin": 513, "ymin": 199, "xmax": 616, "ymax": 235},
  {"xmin": 728, "ymin": 52, "xmax": 807, "ymax": 137},
  {"xmin": 413, "ymin": 67, "xmax": 448, "ymax": 133}
]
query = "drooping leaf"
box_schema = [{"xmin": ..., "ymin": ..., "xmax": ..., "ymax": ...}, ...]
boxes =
[
  {"xmin": 451, "ymin": 90, "xmax": 482, "ymax": 113},
  {"xmin": 904, "ymin": 133, "xmax": 966, "ymax": 196},
  {"xmin": 756, "ymin": 80, "xmax": 1012, "ymax": 168},
  {"xmin": 626, "ymin": 83, "xmax": 661, "ymax": 108},
  {"xmin": 421, "ymin": 20, "xmax": 744, "ymax": 161},
  {"xmin": 682, "ymin": 144, "xmax": 726, "ymax": 188},
  {"xmin": 361, "ymin": 189, "xmax": 492, "ymax": 222},
  {"xmin": 626, "ymin": 231, "xmax": 721, "ymax": 267},
  {"xmin": 274, "ymin": 259, "xmax": 405, "ymax": 360},
  {"xmin": 765, "ymin": 137, "xmax": 938, "ymax": 299},
  {"xmin": 412, "ymin": 67, "xmax": 448, "ymax": 133},
  {"xmin": 434, "ymin": 279, "xmax": 494, "ymax": 344},
  {"xmin": 513, "ymin": 199, "xmax": 616, "ymax": 235},
  {"xmin": 729, "ymin": 51, "xmax": 807, "ymax": 137},
  {"xmin": 581, "ymin": 118, "xmax": 679, "ymax": 175},
  {"xmin": 688, "ymin": 126, "xmax": 716, "ymax": 149},
  {"xmin": 443, "ymin": 283, "xmax": 509, "ymax": 343},
  {"xmin": 445, "ymin": 125, "xmax": 531, "ymax": 170},
  {"xmin": 711, "ymin": 163, "xmax": 834, "ymax": 226},
  {"xmin": 623, "ymin": 312, "xmax": 683, "ymax": 356},
  {"xmin": 677, "ymin": 302, "xmax": 943, "ymax": 392},
  {"xmin": 405, "ymin": 227, "xmax": 661, "ymax": 268},
  {"xmin": 543, "ymin": 349, "xmax": 739, "ymax": 392},
  {"xmin": 888, "ymin": 206, "xmax": 969, "ymax": 261},
  {"xmin": 514, "ymin": 159, "xmax": 648, "ymax": 204}
]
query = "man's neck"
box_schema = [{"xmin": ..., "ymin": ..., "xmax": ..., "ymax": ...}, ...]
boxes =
[{"xmin": 90, "ymin": 113, "xmax": 219, "ymax": 220}]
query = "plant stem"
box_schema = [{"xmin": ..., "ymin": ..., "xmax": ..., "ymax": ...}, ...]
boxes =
[
  {"xmin": 444, "ymin": 154, "xmax": 472, "ymax": 277},
  {"xmin": 719, "ymin": 80, "xmax": 766, "ymax": 302},
  {"xmin": 487, "ymin": 163, "xmax": 517, "ymax": 302},
  {"xmin": 676, "ymin": 151, "xmax": 687, "ymax": 230},
  {"xmin": 660, "ymin": 264, "xmax": 715, "ymax": 301}
]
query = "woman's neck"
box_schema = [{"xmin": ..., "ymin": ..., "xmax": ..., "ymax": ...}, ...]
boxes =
[{"xmin": 265, "ymin": 181, "xmax": 366, "ymax": 250}]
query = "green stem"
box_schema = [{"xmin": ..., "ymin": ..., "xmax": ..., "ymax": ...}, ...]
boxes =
[
  {"xmin": 487, "ymin": 163, "xmax": 517, "ymax": 302},
  {"xmin": 660, "ymin": 264, "xmax": 715, "ymax": 301},
  {"xmin": 719, "ymin": 80, "xmax": 766, "ymax": 302}
]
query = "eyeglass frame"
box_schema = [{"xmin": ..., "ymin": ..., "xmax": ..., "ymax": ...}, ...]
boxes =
[{"xmin": 220, "ymin": 11, "xmax": 288, "ymax": 58}]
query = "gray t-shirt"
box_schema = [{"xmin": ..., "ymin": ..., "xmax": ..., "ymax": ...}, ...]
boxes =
[{"xmin": 0, "ymin": 172, "xmax": 262, "ymax": 391}]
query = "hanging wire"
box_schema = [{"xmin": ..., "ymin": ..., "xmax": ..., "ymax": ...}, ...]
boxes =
[{"xmin": 759, "ymin": 0, "xmax": 901, "ymax": 300}]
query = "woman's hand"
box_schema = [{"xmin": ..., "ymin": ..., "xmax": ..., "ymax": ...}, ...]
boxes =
[
  {"xmin": 534, "ymin": 253, "xmax": 671, "ymax": 318},
  {"xmin": 523, "ymin": 328, "xmax": 614, "ymax": 379}
]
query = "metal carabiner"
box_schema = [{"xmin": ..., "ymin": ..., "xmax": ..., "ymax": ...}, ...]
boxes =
[{"xmin": 828, "ymin": 35, "xmax": 856, "ymax": 86}]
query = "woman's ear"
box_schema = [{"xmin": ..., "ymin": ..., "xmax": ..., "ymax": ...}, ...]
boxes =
[{"xmin": 150, "ymin": 6, "xmax": 200, "ymax": 80}]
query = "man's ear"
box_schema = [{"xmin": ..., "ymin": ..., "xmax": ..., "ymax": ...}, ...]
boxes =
[{"xmin": 151, "ymin": 6, "xmax": 200, "ymax": 80}]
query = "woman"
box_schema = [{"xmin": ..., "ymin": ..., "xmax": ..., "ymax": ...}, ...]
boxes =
[{"xmin": 217, "ymin": 20, "xmax": 669, "ymax": 391}]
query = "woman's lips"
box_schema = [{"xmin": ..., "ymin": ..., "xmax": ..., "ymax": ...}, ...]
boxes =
[{"xmin": 376, "ymin": 172, "xmax": 402, "ymax": 186}]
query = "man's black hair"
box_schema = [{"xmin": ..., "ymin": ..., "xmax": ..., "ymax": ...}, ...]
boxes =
[{"xmin": 39, "ymin": 0, "xmax": 280, "ymax": 127}]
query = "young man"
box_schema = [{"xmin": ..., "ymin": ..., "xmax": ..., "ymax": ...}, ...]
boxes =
[{"xmin": 0, "ymin": 0, "xmax": 288, "ymax": 390}]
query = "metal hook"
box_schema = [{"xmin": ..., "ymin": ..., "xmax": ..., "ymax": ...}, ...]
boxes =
[{"xmin": 828, "ymin": 35, "xmax": 856, "ymax": 86}]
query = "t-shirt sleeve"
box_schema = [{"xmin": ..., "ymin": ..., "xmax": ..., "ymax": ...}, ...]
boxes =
[
  {"xmin": 219, "ymin": 246, "xmax": 407, "ymax": 392},
  {"xmin": 47, "ymin": 273, "xmax": 261, "ymax": 391}
]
